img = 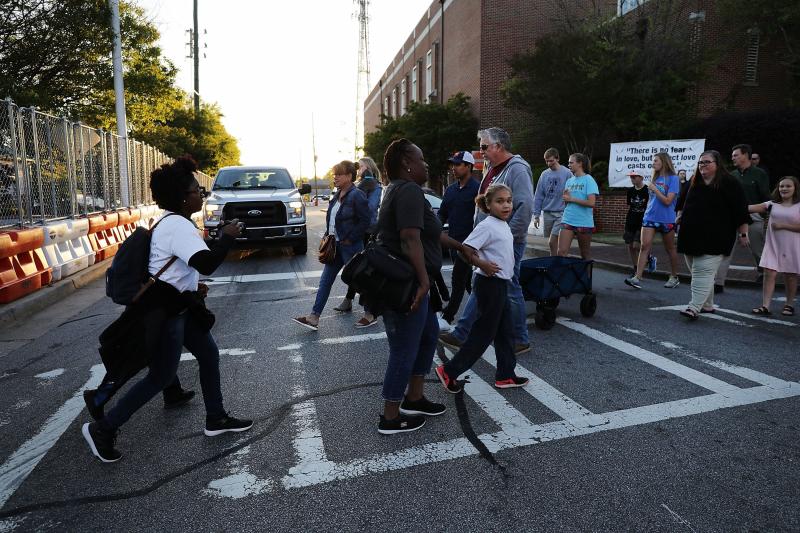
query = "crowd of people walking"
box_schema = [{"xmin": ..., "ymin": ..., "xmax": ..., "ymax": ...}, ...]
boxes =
[{"xmin": 81, "ymin": 127, "xmax": 799, "ymax": 461}]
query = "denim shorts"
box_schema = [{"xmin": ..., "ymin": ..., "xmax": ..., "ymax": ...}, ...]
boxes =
[
  {"xmin": 562, "ymin": 223, "xmax": 594, "ymax": 234},
  {"xmin": 642, "ymin": 220, "xmax": 675, "ymax": 234}
]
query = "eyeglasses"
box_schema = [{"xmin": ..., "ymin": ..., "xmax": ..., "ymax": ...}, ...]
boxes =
[
  {"xmin": 187, "ymin": 186, "xmax": 208, "ymax": 198},
  {"xmin": 480, "ymin": 143, "xmax": 492, "ymax": 151},
  {"xmin": 697, "ymin": 160, "xmax": 715, "ymax": 166}
]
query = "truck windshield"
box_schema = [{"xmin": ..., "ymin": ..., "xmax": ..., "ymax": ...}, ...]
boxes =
[{"xmin": 213, "ymin": 168, "xmax": 294, "ymax": 190}]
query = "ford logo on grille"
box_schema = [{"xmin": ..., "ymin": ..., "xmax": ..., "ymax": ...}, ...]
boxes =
[{"xmin": 247, "ymin": 209, "xmax": 262, "ymax": 216}]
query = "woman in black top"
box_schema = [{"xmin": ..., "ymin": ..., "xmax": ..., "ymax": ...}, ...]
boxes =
[
  {"xmin": 676, "ymin": 150, "xmax": 751, "ymax": 319},
  {"xmin": 373, "ymin": 139, "xmax": 450, "ymax": 435}
]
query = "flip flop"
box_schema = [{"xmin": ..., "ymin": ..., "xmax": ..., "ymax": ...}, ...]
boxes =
[
  {"xmin": 751, "ymin": 306, "xmax": 772, "ymax": 315},
  {"xmin": 782, "ymin": 305, "xmax": 795, "ymax": 316},
  {"xmin": 679, "ymin": 308, "xmax": 699, "ymax": 321},
  {"xmin": 700, "ymin": 307, "xmax": 715, "ymax": 314}
]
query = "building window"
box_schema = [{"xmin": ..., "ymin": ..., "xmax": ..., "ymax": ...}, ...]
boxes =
[
  {"xmin": 391, "ymin": 87, "xmax": 397, "ymax": 117},
  {"xmin": 400, "ymin": 78, "xmax": 407, "ymax": 115},
  {"xmin": 383, "ymin": 96, "xmax": 389, "ymax": 117},
  {"xmin": 744, "ymin": 27, "xmax": 760, "ymax": 85},
  {"xmin": 425, "ymin": 49, "xmax": 434, "ymax": 102},
  {"xmin": 411, "ymin": 66, "xmax": 418, "ymax": 103}
]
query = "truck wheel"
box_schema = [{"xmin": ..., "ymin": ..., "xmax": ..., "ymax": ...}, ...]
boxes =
[{"xmin": 293, "ymin": 236, "xmax": 308, "ymax": 255}]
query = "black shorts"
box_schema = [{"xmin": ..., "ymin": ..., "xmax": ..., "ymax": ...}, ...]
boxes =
[{"xmin": 623, "ymin": 225, "xmax": 641, "ymax": 244}]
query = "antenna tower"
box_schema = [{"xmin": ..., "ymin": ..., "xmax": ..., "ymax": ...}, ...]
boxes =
[{"xmin": 354, "ymin": 0, "xmax": 371, "ymax": 159}]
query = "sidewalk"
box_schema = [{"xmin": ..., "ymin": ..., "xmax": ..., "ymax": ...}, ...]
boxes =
[{"xmin": 526, "ymin": 233, "xmax": 762, "ymax": 287}]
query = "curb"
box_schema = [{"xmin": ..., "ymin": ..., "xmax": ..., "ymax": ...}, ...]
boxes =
[
  {"xmin": 525, "ymin": 244, "xmax": 761, "ymax": 288},
  {"xmin": 0, "ymin": 259, "xmax": 110, "ymax": 327}
]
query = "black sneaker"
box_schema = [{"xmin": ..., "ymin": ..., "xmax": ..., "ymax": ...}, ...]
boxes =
[
  {"xmin": 204, "ymin": 415, "xmax": 253, "ymax": 436},
  {"xmin": 82, "ymin": 422, "xmax": 121, "ymax": 463},
  {"xmin": 83, "ymin": 389, "xmax": 104, "ymax": 421},
  {"xmin": 163, "ymin": 389, "xmax": 195, "ymax": 409},
  {"xmin": 399, "ymin": 396, "xmax": 446, "ymax": 416},
  {"xmin": 378, "ymin": 413, "xmax": 426, "ymax": 435}
]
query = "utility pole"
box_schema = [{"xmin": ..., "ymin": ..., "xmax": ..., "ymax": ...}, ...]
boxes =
[
  {"xmin": 311, "ymin": 113, "xmax": 318, "ymax": 200},
  {"xmin": 354, "ymin": 0, "xmax": 370, "ymax": 160},
  {"xmin": 193, "ymin": 0, "xmax": 200, "ymax": 116},
  {"xmin": 109, "ymin": 0, "xmax": 130, "ymax": 206}
]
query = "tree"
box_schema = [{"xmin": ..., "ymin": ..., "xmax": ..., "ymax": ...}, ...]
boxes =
[
  {"xmin": 501, "ymin": 2, "xmax": 700, "ymax": 162},
  {"xmin": 1, "ymin": 0, "xmax": 240, "ymax": 175},
  {"xmin": 364, "ymin": 93, "xmax": 479, "ymax": 191},
  {"xmin": 135, "ymin": 99, "xmax": 240, "ymax": 175}
]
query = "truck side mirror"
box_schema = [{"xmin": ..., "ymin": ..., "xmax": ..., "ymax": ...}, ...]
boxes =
[{"xmin": 299, "ymin": 183, "xmax": 312, "ymax": 195}]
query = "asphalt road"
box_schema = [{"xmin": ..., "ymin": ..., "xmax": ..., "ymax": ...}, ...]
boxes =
[{"xmin": 0, "ymin": 205, "xmax": 798, "ymax": 532}]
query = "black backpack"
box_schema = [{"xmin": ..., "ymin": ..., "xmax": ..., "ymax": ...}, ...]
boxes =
[{"xmin": 105, "ymin": 214, "xmax": 178, "ymax": 305}]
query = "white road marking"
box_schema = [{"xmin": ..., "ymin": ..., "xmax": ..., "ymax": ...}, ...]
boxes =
[
  {"xmin": 0, "ymin": 348, "xmax": 256, "ymax": 510},
  {"xmin": 282, "ymin": 351, "xmax": 337, "ymax": 488},
  {"xmin": 318, "ymin": 332, "xmax": 387, "ymax": 345},
  {"xmin": 469, "ymin": 346, "xmax": 594, "ymax": 419},
  {"xmin": 648, "ymin": 305, "xmax": 753, "ymax": 327},
  {"xmin": 33, "ymin": 369, "xmax": 65, "ymax": 380},
  {"xmin": 619, "ymin": 327, "xmax": 796, "ymax": 391},
  {"xmin": 556, "ymin": 318, "xmax": 741, "ymax": 395},
  {"xmin": 206, "ymin": 265, "xmax": 452, "ymax": 286},
  {"xmin": 728, "ymin": 265, "xmax": 756, "ymax": 271},
  {"xmin": 661, "ymin": 503, "xmax": 698, "ymax": 532},
  {"xmin": 0, "ymin": 364, "xmax": 104, "ymax": 510},
  {"xmin": 650, "ymin": 304, "xmax": 794, "ymax": 326},
  {"xmin": 203, "ymin": 446, "xmax": 273, "ymax": 500}
]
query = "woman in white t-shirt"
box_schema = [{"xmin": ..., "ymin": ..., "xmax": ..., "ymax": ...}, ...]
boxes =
[
  {"xmin": 82, "ymin": 156, "xmax": 252, "ymax": 463},
  {"xmin": 435, "ymin": 184, "xmax": 530, "ymax": 393}
]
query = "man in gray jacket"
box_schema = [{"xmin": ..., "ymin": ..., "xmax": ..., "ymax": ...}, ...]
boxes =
[{"xmin": 440, "ymin": 127, "xmax": 534, "ymax": 355}]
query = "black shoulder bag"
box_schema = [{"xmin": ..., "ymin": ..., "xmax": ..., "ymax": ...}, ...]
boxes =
[{"xmin": 342, "ymin": 182, "xmax": 417, "ymax": 313}]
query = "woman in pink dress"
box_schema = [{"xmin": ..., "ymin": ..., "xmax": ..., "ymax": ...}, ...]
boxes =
[{"xmin": 749, "ymin": 176, "xmax": 800, "ymax": 316}]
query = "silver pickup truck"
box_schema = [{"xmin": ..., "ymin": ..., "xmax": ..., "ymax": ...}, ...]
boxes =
[{"xmin": 203, "ymin": 166, "xmax": 312, "ymax": 254}]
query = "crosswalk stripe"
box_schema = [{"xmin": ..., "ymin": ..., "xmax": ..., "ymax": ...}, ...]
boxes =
[
  {"xmin": 556, "ymin": 318, "xmax": 741, "ymax": 395},
  {"xmin": 650, "ymin": 305, "xmax": 795, "ymax": 327},
  {"xmin": 468, "ymin": 346, "xmax": 595, "ymax": 419}
]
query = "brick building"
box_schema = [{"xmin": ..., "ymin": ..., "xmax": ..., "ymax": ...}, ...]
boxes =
[{"xmin": 364, "ymin": 0, "xmax": 792, "ymax": 232}]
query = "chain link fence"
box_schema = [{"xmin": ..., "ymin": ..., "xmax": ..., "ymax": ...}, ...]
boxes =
[{"xmin": 0, "ymin": 97, "xmax": 213, "ymax": 229}]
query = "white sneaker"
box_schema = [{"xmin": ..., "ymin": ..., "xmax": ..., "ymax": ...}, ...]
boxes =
[
  {"xmin": 437, "ymin": 313, "xmax": 452, "ymax": 333},
  {"xmin": 664, "ymin": 276, "xmax": 680, "ymax": 289}
]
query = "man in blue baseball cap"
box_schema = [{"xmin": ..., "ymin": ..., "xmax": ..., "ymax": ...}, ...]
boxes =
[{"xmin": 437, "ymin": 150, "xmax": 479, "ymax": 330}]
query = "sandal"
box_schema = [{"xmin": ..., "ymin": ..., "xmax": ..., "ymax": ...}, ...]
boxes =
[
  {"xmin": 751, "ymin": 306, "xmax": 772, "ymax": 316},
  {"xmin": 700, "ymin": 307, "xmax": 715, "ymax": 314},
  {"xmin": 679, "ymin": 308, "xmax": 699, "ymax": 321},
  {"xmin": 782, "ymin": 305, "xmax": 795, "ymax": 316}
]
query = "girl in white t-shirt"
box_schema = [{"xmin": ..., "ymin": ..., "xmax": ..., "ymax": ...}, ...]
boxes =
[{"xmin": 435, "ymin": 184, "xmax": 530, "ymax": 393}]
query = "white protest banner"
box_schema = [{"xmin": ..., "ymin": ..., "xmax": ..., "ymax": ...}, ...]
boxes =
[{"xmin": 608, "ymin": 139, "xmax": 705, "ymax": 187}]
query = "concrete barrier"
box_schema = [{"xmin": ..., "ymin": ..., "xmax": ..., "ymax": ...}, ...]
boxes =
[
  {"xmin": 42, "ymin": 219, "xmax": 96, "ymax": 281},
  {"xmin": 0, "ymin": 228, "xmax": 53, "ymax": 303}
]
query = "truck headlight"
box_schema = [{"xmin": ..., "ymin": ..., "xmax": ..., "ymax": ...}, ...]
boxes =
[
  {"xmin": 205, "ymin": 204, "xmax": 222, "ymax": 222},
  {"xmin": 287, "ymin": 201, "xmax": 304, "ymax": 219}
]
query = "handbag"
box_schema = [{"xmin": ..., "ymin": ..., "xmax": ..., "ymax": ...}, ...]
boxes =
[
  {"xmin": 341, "ymin": 244, "xmax": 417, "ymax": 313},
  {"xmin": 318, "ymin": 234, "xmax": 336, "ymax": 264}
]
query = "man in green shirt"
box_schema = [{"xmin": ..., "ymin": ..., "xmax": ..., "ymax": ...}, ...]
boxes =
[{"xmin": 715, "ymin": 143, "xmax": 770, "ymax": 291}]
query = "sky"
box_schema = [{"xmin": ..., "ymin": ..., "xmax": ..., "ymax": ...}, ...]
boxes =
[{"xmin": 134, "ymin": 0, "xmax": 432, "ymax": 178}]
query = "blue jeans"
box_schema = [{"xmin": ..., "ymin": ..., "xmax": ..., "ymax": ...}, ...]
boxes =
[
  {"xmin": 452, "ymin": 241, "xmax": 529, "ymax": 346},
  {"xmin": 312, "ymin": 241, "xmax": 363, "ymax": 316},
  {"xmin": 381, "ymin": 294, "xmax": 439, "ymax": 402},
  {"xmin": 102, "ymin": 312, "xmax": 225, "ymax": 430}
]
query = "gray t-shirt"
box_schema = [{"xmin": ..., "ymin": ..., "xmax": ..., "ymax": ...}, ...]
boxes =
[
  {"xmin": 377, "ymin": 180, "xmax": 443, "ymax": 273},
  {"xmin": 533, "ymin": 165, "xmax": 572, "ymax": 214}
]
